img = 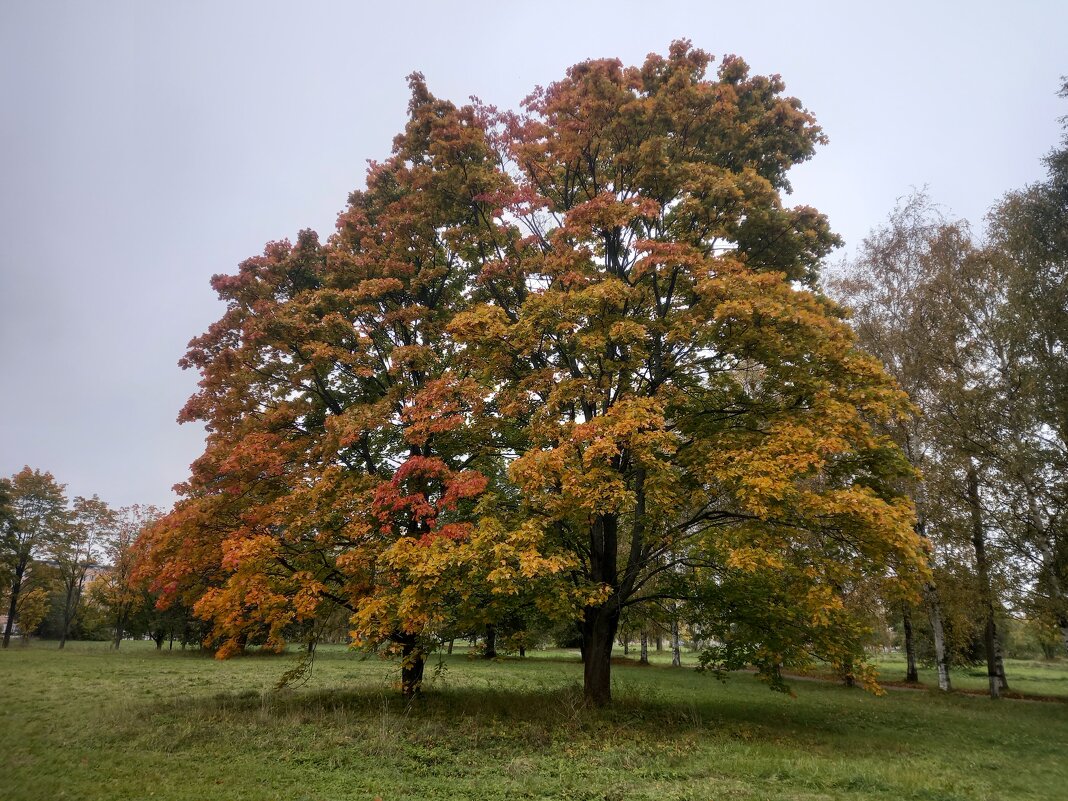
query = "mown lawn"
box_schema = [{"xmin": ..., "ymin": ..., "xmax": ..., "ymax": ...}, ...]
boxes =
[{"xmin": 1, "ymin": 641, "xmax": 1066, "ymax": 801}]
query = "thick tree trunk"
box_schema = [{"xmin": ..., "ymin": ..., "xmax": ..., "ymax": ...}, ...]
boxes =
[
  {"xmin": 483, "ymin": 624, "xmax": 497, "ymax": 659},
  {"xmin": 3, "ymin": 561, "xmax": 26, "ymax": 648},
  {"xmin": 640, "ymin": 631, "xmax": 648, "ymax": 664},
  {"xmin": 622, "ymin": 636, "xmax": 629, "ymax": 656},
  {"xmin": 446, "ymin": 638, "xmax": 454, "ymax": 655},
  {"xmin": 902, "ymin": 603, "xmax": 919, "ymax": 683},
  {"xmin": 968, "ymin": 460, "xmax": 1007, "ymax": 698},
  {"xmin": 112, "ymin": 610, "xmax": 127, "ymax": 649},
  {"xmin": 519, "ymin": 644, "xmax": 526, "ymax": 658},
  {"xmin": 655, "ymin": 636, "xmax": 662, "ymax": 652},
  {"xmin": 581, "ymin": 605, "xmax": 619, "ymax": 706},
  {"xmin": 580, "ymin": 510, "xmax": 622, "ymax": 705},
  {"xmin": 1059, "ymin": 617, "xmax": 1068, "ymax": 656},
  {"xmin": 400, "ymin": 639, "xmax": 426, "ymax": 698}
]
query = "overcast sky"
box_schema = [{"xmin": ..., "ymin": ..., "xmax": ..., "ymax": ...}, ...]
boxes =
[{"xmin": 1, "ymin": 1, "xmax": 1065, "ymax": 510}]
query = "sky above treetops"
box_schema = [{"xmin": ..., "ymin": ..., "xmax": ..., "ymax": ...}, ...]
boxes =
[{"xmin": 1, "ymin": 0, "xmax": 1065, "ymax": 509}]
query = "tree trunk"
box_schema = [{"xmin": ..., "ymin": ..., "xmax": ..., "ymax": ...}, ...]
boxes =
[
  {"xmin": 59, "ymin": 571, "xmax": 87, "ymax": 651},
  {"xmin": 842, "ymin": 657, "xmax": 856, "ymax": 688},
  {"xmin": 993, "ymin": 633, "xmax": 1009, "ymax": 691},
  {"xmin": 581, "ymin": 605, "xmax": 619, "ymax": 706},
  {"xmin": 671, "ymin": 613, "xmax": 682, "ymax": 667},
  {"xmin": 915, "ymin": 515, "xmax": 952, "ymax": 692},
  {"xmin": 981, "ymin": 616, "xmax": 1002, "ymax": 699},
  {"xmin": 580, "ymin": 511, "xmax": 622, "ymax": 705},
  {"xmin": 400, "ymin": 639, "xmax": 426, "ymax": 698},
  {"xmin": 922, "ymin": 582, "xmax": 952, "ymax": 691},
  {"xmin": 902, "ymin": 602, "xmax": 919, "ymax": 683},
  {"xmin": 483, "ymin": 624, "xmax": 497, "ymax": 659},
  {"xmin": 112, "ymin": 610, "xmax": 127, "ymax": 649},
  {"xmin": 446, "ymin": 638, "xmax": 454, "ymax": 655},
  {"xmin": 519, "ymin": 644, "xmax": 526, "ymax": 657},
  {"xmin": 59, "ymin": 586, "xmax": 75, "ymax": 649},
  {"xmin": 622, "ymin": 635, "xmax": 629, "ymax": 656},
  {"xmin": 968, "ymin": 459, "xmax": 1006, "ymax": 698},
  {"xmin": 655, "ymin": 635, "xmax": 662, "ymax": 652},
  {"xmin": 2, "ymin": 561, "xmax": 26, "ymax": 648},
  {"xmin": 640, "ymin": 631, "xmax": 648, "ymax": 664}
]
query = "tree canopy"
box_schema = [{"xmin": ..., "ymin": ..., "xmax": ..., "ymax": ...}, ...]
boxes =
[{"xmin": 138, "ymin": 42, "xmax": 924, "ymax": 703}]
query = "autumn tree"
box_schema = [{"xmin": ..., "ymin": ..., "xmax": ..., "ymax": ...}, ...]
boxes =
[
  {"xmin": 1, "ymin": 468, "xmax": 69, "ymax": 648},
  {"xmin": 15, "ymin": 586, "xmax": 51, "ymax": 642},
  {"xmin": 142, "ymin": 43, "xmax": 923, "ymax": 703},
  {"xmin": 97, "ymin": 505, "xmax": 161, "ymax": 648},
  {"xmin": 454, "ymin": 43, "xmax": 922, "ymax": 702},
  {"xmin": 137, "ymin": 77, "xmax": 568, "ymax": 694}
]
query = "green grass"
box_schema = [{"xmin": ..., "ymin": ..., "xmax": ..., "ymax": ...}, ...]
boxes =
[
  {"xmin": 2, "ymin": 641, "xmax": 1067, "ymax": 800},
  {"xmin": 867, "ymin": 651, "xmax": 1068, "ymax": 698}
]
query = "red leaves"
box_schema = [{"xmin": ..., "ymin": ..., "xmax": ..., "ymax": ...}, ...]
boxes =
[
  {"xmin": 372, "ymin": 456, "xmax": 488, "ymax": 532},
  {"xmin": 402, "ymin": 376, "xmax": 483, "ymax": 447}
]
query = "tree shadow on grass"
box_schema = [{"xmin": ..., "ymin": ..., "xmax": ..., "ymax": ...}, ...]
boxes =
[{"xmin": 154, "ymin": 676, "xmax": 859, "ymax": 755}]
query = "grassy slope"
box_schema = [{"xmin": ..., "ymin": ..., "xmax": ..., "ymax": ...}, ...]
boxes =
[{"xmin": 1, "ymin": 642, "xmax": 1066, "ymax": 801}]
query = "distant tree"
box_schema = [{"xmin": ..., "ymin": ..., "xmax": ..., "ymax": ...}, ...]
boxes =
[
  {"xmin": 54, "ymin": 495, "xmax": 116, "ymax": 648},
  {"xmin": 1, "ymin": 468, "xmax": 69, "ymax": 648},
  {"xmin": 93, "ymin": 505, "xmax": 160, "ymax": 648},
  {"xmin": 0, "ymin": 478, "xmax": 12, "ymax": 599},
  {"xmin": 15, "ymin": 586, "xmax": 50, "ymax": 641}
]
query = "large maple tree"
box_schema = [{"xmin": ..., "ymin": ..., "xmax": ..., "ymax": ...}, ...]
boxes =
[{"xmin": 141, "ymin": 42, "xmax": 923, "ymax": 703}]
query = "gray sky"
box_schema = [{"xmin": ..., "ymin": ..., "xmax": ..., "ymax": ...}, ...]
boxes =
[{"xmin": 2, "ymin": 1, "xmax": 1065, "ymax": 510}]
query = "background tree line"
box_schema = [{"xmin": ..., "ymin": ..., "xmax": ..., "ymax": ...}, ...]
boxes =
[
  {"xmin": 831, "ymin": 82, "xmax": 1068, "ymax": 696},
  {"xmin": 0, "ymin": 467, "xmax": 205, "ymax": 649}
]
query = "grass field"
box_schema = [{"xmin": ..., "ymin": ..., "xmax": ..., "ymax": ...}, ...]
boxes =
[{"xmin": 2, "ymin": 641, "xmax": 1067, "ymax": 801}]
